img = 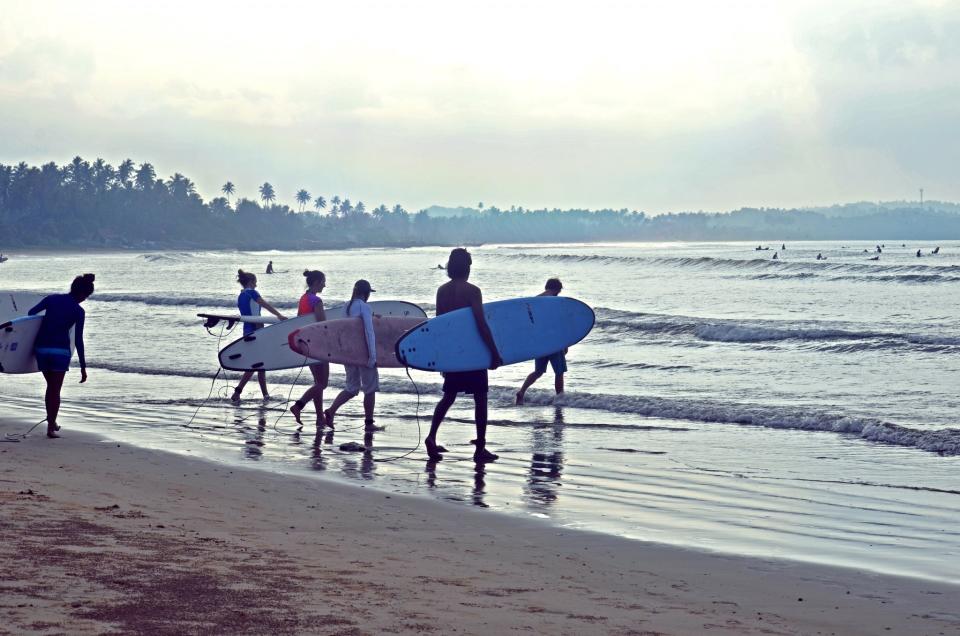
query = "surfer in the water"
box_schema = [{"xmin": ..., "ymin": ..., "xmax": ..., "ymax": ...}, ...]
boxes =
[
  {"xmin": 425, "ymin": 248, "xmax": 503, "ymax": 463},
  {"xmin": 231, "ymin": 270, "xmax": 287, "ymax": 402},
  {"xmin": 266, "ymin": 260, "xmax": 274, "ymax": 274},
  {"xmin": 516, "ymin": 278, "xmax": 567, "ymax": 406},
  {"xmin": 324, "ymin": 279, "xmax": 380, "ymax": 431},
  {"xmin": 290, "ymin": 270, "xmax": 329, "ymax": 430},
  {"xmin": 27, "ymin": 273, "xmax": 94, "ymax": 438}
]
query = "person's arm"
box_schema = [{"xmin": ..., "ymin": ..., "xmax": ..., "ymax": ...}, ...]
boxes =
[
  {"xmin": 256, "ymin": 297, "xmax": 287, "ymax": 320},
  {"xmin": 75, "ymin": 311, "xmax": 87, "ymax": 383},
  {"xmin": 313, "ymin": 297, "xmax": 326, "ymax": 322},
  {"xmin": 27, "ymin": 296, "xmax": 49, "ymax": 316},
  {"xmin": 361, "ymin": 303, "xmax": 376, "ymax": 367},
  {"xmin": 469, "ymin": 289, "xmax": 502, "ymax": 369}
]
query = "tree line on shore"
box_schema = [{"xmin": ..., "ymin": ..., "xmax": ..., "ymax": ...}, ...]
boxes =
[{"xmin": 1, "ymin": 157, "xmax": 958, "ymax": 249}]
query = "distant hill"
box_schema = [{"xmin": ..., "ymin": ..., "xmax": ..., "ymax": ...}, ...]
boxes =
[{"xmin": 801, "ymin": 201, "xmax": 960, "ymax": 218}]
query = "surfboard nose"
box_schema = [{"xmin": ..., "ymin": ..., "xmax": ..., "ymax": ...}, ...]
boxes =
[{"xmin": 287, "ymin": 328, "xmax": 304, "ymax": 355}]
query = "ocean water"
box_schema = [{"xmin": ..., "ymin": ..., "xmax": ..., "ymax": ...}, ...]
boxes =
[{"xmin": 2, "ymin": 241, "xmax": 959, "ymax": 582}]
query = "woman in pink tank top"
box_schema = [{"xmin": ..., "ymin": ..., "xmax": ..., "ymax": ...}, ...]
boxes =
[{"xmin": 290, "ymin": 270, "xmax": 329, "ymax": 430}]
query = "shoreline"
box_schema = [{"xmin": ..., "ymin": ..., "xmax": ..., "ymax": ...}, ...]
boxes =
[{"xmin": 2, "ymin": 418, "xmax": 958, "ymax": 635}]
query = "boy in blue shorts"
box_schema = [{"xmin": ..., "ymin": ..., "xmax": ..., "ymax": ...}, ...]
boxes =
[{"xmin": 516, "ymin": 278, "xmax": 567, "ymax": 405}]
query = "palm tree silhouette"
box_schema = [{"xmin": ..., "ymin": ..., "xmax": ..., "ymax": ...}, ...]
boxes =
[
  {"xmin": 392, "ymin": 204, "xmax": 406, "ymax": 216},
  {"xmin": 330, "ymin": 195, "xmax": 341, "ymax": 217},
  {"xmin": 221, "ymin": 181, "xmax": 235, "ymax": 203},
  {"xmin": 314, "ymin": 196, "xmax": 327, "ymax": 213},
  {"xmin": 372, "ymin": 204, "xmax": 388, "ymax": 222},
  {"xmin": 295, "ymin": 189, "xmax": 311, "ymax": 212},
  {"xmin": 259, "ymin": 182, "xmax": 276, "ymax": 208},
  {"xmin": 117, "ymin": 159, "xmax": 135, "ymax": 189},
  {"xmin": 135, "ymin": 163, "xmax": 156, "ymax": 190},
  {"xmin": 355, "ymin": 201, "xmax": 366, "ymax": 215}
]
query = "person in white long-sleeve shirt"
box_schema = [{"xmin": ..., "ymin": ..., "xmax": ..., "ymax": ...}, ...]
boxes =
[{"xmin": 324, "ymin": 279, "xmax": 379, "ymax": 430}]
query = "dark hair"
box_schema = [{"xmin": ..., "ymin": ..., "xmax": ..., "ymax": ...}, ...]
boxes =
[
  {"xmin": 545, "ymin": 278, "xmax": 562, "ymax": 292},
  {"xmin": 237, "ymin": 269, "xmax": 256, "ymax": 287},
  {"xmin": 303, "ymin": 269, "xmax": 325, "ymax": 287},
  {"xmin": 346, "ymin": 279, "xmax": 373, "ymax": 315},
  {"xmin": 70, "ymin": 273, "xmax": 95, "ymax": 297},
  {"xmin": 446, "ymin": 248, "xmax": 472, "ymax": 279}
]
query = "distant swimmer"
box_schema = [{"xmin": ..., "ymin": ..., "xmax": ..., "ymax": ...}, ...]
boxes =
[
  {"xmin": 436, "ymin": 264, "xmax": 446, "ymax": 269},
  {"xmin": 868, "ymin": 256, "xmax": 880, "ymax": 261},
  {"xmin": 932, "ymin": 246, "xmax": 941, "ymax": 254},
  {"xmin": 916, "ymin": 249, "xmax": 922, "ymax": 258},
  {"xmin": 772, "ymin": 251, "xmax": 779, "ymax": 260},
  {"xmin": 266, "ymin": 260, "xmax": 274, "ymax": 274},
  {"xmin": 816, "ymin": 253, "xmax": 824, "ymax": 260},
  {"xmin": 781, "ymin": 243, "xmax": 786, "ymax": 250},
  {"xmin": 876, "ymin": 245, "xmax": 882, "ymax": 253}
]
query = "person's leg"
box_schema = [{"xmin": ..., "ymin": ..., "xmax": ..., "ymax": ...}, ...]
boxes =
[
  {"xmin": 324, "ymin": 390, "xmax": 356, "ymax": 428},
  {"xmin": 41, "ymin": 370, "xmax": 66, "ymax": 437},
  {"xmin": 516, "ymin": 371, "xmax": 543, "ymax": 405},
  {"xmin": 555, "ymin": 372, "xmax": 564, "ymax": 395},
  {"xmin": 291, "ymin": 364, "xmax": 327, "ymax": 426},
  {"xmin": 363, "ymin": 392, "xmax": 376, "ymax": 427},
  {"xmin": 472, "ymin": 392, "xmax": 497, "ymax": 462},
  {"xmin": 551, "ymin": 352, "xmax": 567, "ymax": 397},
  {"xmin": 232, "ymin": 371, "xmax": 254, "ymax": 401},
  {"xmin": 326, "ymin": 366, "xmax": 360, "ymax": 427},
  {"xmin": 426, "ymin": 391, "xmax": 457, "ymax": 460},
  {"xmin": 257, "ymin": 370, "xmax": 269, "ymax": 400}
]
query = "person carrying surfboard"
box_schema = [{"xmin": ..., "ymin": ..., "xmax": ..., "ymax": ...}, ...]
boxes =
[
  {"xmin": 515, "ymin": 278, "xmax": 567, "ymax": 405},
  {"xmin": 425, "ymin": 248, "xmax": 503, "ymax": 463},
  {"xmin": 27, "ymin": 273, "xmax": 94, "ymax": 438},
  {"xmin": 230, "ymin": 269, "xmax": 287, "ymax": 402},
  {"xmin": 323, "ymin": 279, "xmax": 380, "ymax": 430},
  {"xmin": 290, "ymin": 269, "xmax": 329, "ymax": 430}
]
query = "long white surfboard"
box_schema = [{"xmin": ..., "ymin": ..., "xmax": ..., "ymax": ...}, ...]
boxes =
[
  {"xmin": 0, "ymin": 292, "xmax": 47, "ymax": 324},
  {"xmin": 0, "ymin": 315, "xmax": 76, "ymax": 374},
  {"xmin": 217, "ymin": 300, "xmax": 427, "ymax": 371}
]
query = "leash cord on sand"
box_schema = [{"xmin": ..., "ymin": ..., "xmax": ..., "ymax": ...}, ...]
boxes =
[
  {"xmin": 2, "ymin": 418, "xmax": 47, "ymax": 443},
  {"xmin": 372, "ymin": 367, "xmax": 421, "ymax": 463}
]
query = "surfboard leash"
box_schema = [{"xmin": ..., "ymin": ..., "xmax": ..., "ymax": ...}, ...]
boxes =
[
  {"xmin": 372, "ymin": 366, "xmax": 422, "ymax": 463},
  {"xmin": 1, "ymin": 418, "xmax": 47, "ymax": 443}
]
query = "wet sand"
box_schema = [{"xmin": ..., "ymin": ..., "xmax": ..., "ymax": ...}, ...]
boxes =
[{"xmin": 1, "ymin": 417, "xmax": 958, "ymax": 635}]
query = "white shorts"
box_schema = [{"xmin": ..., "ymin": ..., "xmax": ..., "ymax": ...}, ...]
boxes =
[{"xmin": 344, "ymin": 365, "xmax": 379, "ymax": 394}]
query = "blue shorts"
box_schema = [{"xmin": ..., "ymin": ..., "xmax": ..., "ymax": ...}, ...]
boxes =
[
  {"xmin": 534, "ymin": 351, "xmax": 567, "ymax": 375},
  {"xmin": 35, "ymin": 347, "xmax": 71, "ymax": 372}
]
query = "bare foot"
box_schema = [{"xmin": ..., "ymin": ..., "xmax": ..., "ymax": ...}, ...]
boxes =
[
  {"xmin": 473, "ymin": 448, "xmax": 499, "ymax": 463},
  {"xmin": 261, "ymin": 394, "xmax": 271, "ymax": 402},
  {"xmin": 425, "ymin": 438, "xmax": 444, "ymax": 461},
  {"xmin": 323, "ymin": 409, "xmax": 335, "ymax": 429},
  {"xmin": 46, "ymin": 429, "xmax": 60, "ymax": 439},
  {"xmin": 290, "ymin": 401, "xmax": 304, "ymax": 425},
  {"xmin": 230, "ymin": 391, "xmax": 241, "ymax": 403}
]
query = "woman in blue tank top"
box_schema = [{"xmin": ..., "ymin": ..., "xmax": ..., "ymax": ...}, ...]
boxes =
[{"xmin": 27, "ymin": 273, "xmax": 95, "ymax": 438}]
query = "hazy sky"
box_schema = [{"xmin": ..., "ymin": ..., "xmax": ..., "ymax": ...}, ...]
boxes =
[{"xmin": 1, "ymin": 0, "xmax": 958, "ymax": 213}]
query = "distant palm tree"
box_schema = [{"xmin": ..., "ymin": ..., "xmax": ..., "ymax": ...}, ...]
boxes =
[
  {"xmin": 392, "ymin": 204, "xmax": 406, "ymax": 215},
  {"xmin": 330, "ymin": 195, "xmax": 341, "ymax": 217},
  {"xmin": 167, "ymin": 173, "xmax": 196, "ymax": 199},
  {"xmin": 340, "ymin": 198, "xmax": 353, "ymax": 216},
  {"xmin": 372, "ymin": 204, "xmax": 388, "ymax": 222},
  {"xmin": 259, "ymin": 182, "xmax": 276, "ymax": 208},
  {"xmin": 117, "ymin": 159, "xmax": 135, "ymax": 188},
  {"xmin": 295, "ymin": 189, "xmax": 311, "ymax": 212},
  {"xmin": 135, "ymin": 163, "xmax": 156, "ymax": 190},
  {"xmin": 355, "ymin": 201, "xmax": 366, "ymax": 215},
  {"xmin": 314, "ymin": 196, "xmax": 326, "ymax": 213},
  {"xmin": 221, "ymin": 181, "xmax": 235, "ymax": 203}
]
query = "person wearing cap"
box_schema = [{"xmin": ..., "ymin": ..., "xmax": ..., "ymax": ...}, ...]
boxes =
[
  {"xmin": 516, "ymin": 278, "xmax": 567, "ymax": 405},
  {"xmin": 324, "ymin": 279, "xmax": 379, "ymax": 430}
]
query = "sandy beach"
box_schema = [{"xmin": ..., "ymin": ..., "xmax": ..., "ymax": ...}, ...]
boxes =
[{"xmin": 0, "ymin": 416, "xmax": 956, "ymax": 635}]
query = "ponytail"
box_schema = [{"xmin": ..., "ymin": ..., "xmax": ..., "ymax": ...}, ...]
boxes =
[
  {"xmin": 237, "ymin": 269, "xmax": 256, "ymax": 287},
  {"xmin": 70, "ymin": 273, "xmax": 95, "ymax": 297}
]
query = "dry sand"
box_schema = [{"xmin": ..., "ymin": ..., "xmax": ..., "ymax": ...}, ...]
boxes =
[{"xmin": 1, "ymin": 417, "xmax": 958, "ymax": 635}]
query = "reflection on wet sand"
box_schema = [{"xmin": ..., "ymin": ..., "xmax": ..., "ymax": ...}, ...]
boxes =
[{"xmin": 523, "ymin": 407, "xmax": 565, "ymax": 511}]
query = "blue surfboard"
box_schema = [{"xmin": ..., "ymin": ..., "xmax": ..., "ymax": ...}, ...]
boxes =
[{"xmin": 396, "ymin": 296, "xmax": 595, "ymax": 372}]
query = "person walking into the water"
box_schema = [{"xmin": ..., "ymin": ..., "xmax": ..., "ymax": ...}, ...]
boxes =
[
  {"xmin": 324, "ymin": 280, "xmax": 379, "ymax": 431},
  {"xmin": 266, "ymin": 261, "xmax": 274, "ymax": 274},
  {"xmin": 231, "ymin": 270, "xmax": 286, "ymax": 402},
  {"xmin": 290, "ymin": 270, "xmax": 329, "ymax": 430},
  {"xmin": 27, "ymin": 273, "xmax": 95, "ymax": 438},
  {"xmin": 516, "ymin": 279, "xmax": 567, "ymax": 406},
  {"xmin": 424, "ymin": 248, "xmax": 503, "ymax": 463}
]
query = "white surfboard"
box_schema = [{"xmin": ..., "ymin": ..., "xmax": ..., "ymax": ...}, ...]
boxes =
[
  {"xmin": 0, "ymin": 292, "xmax": 47, "ymax": 324},
  {"xmin": 217, "ymin": 300, "xmax": 427, "ymax": 371},
  {"xmin": 0, "ymin": 315, "xmax": 76, "ymax": 374}
]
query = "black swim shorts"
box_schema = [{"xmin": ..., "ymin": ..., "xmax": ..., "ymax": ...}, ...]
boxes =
[{"xmin": 442, "ymin": 369, "xmax": 488, "ymax": 395}]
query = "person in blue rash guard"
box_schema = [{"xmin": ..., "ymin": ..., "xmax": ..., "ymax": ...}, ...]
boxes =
[
  {"xmin": 230, "ymin": 269, "xmax": 287, "ymax": 402},
  {"xmin": 27, "ymin": 273, "xmax": 95, "ymax": 438}
]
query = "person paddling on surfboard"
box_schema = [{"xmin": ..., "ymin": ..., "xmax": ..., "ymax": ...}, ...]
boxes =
[
  {"xmin": 323, "ymin": 280, "xmax": 380, "ymax": 431},
  {"xmin": 230, "ymin": 270, "xmax": 286, "ymax": 402},
  {"xmin": 27, "ymin": 273, "xmax": 94, "ymax": 438},
  {"xmin": 266, "ymin": 260, "xmax": 274, "ymax": 274},
  {"xmin": 425, "ymin": 248, "xmax": 503, "ymax": 463},
  {"xmin": 290, "ymin": 270, "xmax": 330, "ymax": 430},
  {"xmin": 516, "ymin": 278, "xmax": 567, "ymax": 405}
]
